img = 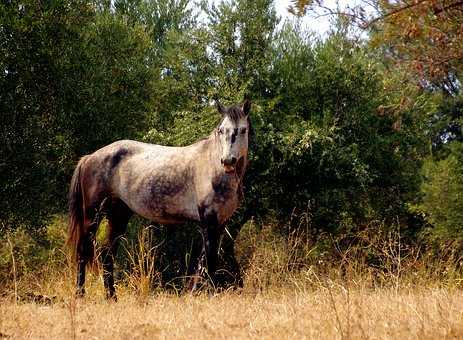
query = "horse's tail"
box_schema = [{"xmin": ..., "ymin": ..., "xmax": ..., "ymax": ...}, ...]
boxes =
[{"xmin": 67, "ymin": 155, "xmax": 89, "ymax": 263}]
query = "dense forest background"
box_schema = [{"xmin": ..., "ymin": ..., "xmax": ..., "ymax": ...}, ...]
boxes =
[{"xmin": 1, "ymin": 0, "xmax": 462, "ymax": 289}]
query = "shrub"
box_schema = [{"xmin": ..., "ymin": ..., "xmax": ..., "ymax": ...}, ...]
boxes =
[{"xmin": 415, "ymin": 141, "xmax": 463, "ymax": 241}]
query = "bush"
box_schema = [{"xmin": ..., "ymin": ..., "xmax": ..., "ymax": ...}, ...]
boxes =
[
  {"xmin": 0, "ymin": 215, "xmax": 68, "ymax": 293},
  {"xmin": 415, "ymin": 141, "xmax": 463, "ymax": 240}
]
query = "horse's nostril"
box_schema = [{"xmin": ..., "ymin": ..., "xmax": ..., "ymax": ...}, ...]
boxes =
[{"xmin": 222, "ymin": 157, "xmax": 236, "ymax": 166}]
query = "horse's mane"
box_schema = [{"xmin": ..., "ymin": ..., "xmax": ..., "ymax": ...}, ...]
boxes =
[
  {"xmin": 217, "ymin": 103, "xmax": 252, "ymax": 128},
  {"xmin": 225, "ymin": 103, "xmax": 247, "ymax": 121}
]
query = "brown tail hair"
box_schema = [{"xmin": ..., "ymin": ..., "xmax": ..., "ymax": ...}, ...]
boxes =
[{"xmin": 67, "ymin": 156, "xmax": 89, "ymax": 263}]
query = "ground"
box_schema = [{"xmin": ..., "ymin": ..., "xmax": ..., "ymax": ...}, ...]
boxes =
[{"xmin": 1, "ymin": 286, "xmax": 462, "ymax": 339}]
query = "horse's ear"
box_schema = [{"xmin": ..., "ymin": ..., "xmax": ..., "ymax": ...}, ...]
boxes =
[
  {"xmin": 215, "ymin": 99, "xmax": 227, "ymax": 116},
  {"xmin": 242, "ymin": 99, "xmax": 251, "ymax": 116}
]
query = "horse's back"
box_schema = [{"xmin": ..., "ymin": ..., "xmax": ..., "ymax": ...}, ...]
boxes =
[
  {"xmin": 84, "ymin": 139, "xmax": 188, "ymax": 174},
  {"xmin": 81, "ymin": 140, "xmax": 144, "ymax": 182}
]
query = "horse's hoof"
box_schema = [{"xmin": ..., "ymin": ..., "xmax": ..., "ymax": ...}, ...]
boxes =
[
  {"xmin": 191, "ymin": 286, "xmax": 201, "ymax": 295},
  {"xmin": 76, "ymin": 288, "xmax": 85, "ymax": 298},
  {"xmin": 188, "ymin": 279, "xmax": 202, "ymax": 294},
  {"xmin": 105, "ymin": 292, "xmax": 118, "ymax": 302}
]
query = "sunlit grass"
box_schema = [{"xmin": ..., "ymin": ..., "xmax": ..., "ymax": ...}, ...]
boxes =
[
  {"xmin": 1, "ymin": 218, "xmax": 462, "ymax": 339},
  {"xmin": 1, "ymin": 285, "xmax": 463, "ymax": 339}
]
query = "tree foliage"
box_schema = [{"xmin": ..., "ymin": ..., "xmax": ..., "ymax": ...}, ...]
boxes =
[
  {"xmin": 290, "ymin": 0, "xmax": 463, "ymax": 241},
  {"xmin": 0, "ymin": 0, "xmax": 458, "ymax": 255},
  {"xmin": 416, "ymin": 142, "xmax": 463, "ymax": 239},
  {"xmin": 291, "ymin": 0, "xmax": 463, "ymax": 85},
  {"xmin": 0, "ymin": 0, "xmax": 95, "ymax": 224},
  {"xmin": 0, "ymin": 0, "xmax": 154, "ymax": 225}
]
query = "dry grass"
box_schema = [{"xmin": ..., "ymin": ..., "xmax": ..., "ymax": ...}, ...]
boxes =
[
  {"xmin": 1, "ymin": 284, "xmax": 463, "ymax": 339},
  {"xmin": 1, "ymin": 220, "xmax": 463, "ymax": 339}
]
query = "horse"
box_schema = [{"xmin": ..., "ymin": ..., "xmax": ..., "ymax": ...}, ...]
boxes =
[{"xmin": 68, "ymin": 99, "xmax": 251, "ymax": 299}]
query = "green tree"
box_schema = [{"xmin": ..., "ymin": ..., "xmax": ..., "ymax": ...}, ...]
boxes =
[
  {"xmin": 204, "ymin": 0, "xmax": 278, "ymax": 99},
  {"xmin": 288, "ymin": 0, "xmax": 463, "ymax": 242},
  {"xmin": 0, "ymin": 0, "xmax": 94, "ymax": 225},
  {"xmin": 248, "ymin": 22, "xmax": 431, "ymax": 235},
  {"xmin": 60, "ymin": 11, "xmax": 154, "ymax": 156},
  {"xmin": 416, "ymin": 141, "xmax": 463, "ymax": 240},
  {"xmin": 0, "ymin": 1, "xmax": 155, "ymax": 227}
]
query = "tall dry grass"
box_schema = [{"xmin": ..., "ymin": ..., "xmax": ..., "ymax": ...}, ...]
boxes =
[
  {"xmin": 1, "ymin": 216, "xmax": 462, "ymax": 339},
  {"xmin": 1, "ymin": 286, "xmax": 463, "ymax": 339}
]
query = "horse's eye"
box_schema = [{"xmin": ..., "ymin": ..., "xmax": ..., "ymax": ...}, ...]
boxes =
[
  {"xmin": 218, "ymin": 128, "xmax": 224, "ymax": 134},
  {"xmin": 240, "ymin": 128, "xmax": 247, "ymax": 134}
]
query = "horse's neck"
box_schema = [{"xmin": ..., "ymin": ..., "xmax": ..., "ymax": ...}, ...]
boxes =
[
  {"xmin": 192, "ymin": 135, "xmax": 247, "ymax": 221},
  {"xmin": 206, "ymin": 134, "xmax": 225, "ymax": 177}
]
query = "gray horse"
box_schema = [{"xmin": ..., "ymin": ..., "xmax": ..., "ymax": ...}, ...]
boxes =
[{"xmin": 68, "ymin": 99, "xmax": 251, "ymax": 299}]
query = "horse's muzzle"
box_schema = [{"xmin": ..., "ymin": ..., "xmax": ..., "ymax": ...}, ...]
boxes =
[{"xmin": 221, "ymin": 157, "xmax": 237, "ymax": 173}]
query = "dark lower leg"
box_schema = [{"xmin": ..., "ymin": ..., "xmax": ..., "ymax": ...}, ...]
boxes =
[
  {"xmin": 102, "ymin": 199, "xmax": 131, "ymax": 300},
  {"xmin": 190, "ymin": 228, "xmax": 220, "ymax": 291},
  {"xmin": 76, "ymin": 232, "xmax": 94, "ymax": 297},
  {"xmin": 216, "ymin": 238, "xmax": 243, "ymax": 288},
  {"xmin": 205, "ymin": 228, "xmax": 219, "ymax": 283},
  {"xmin": 76, "ymin": 258, "xmax": 87, "ymax": 297},
  {"xmin": 101, "ymin": 247, "xmax": 116, "ymax": 300}
]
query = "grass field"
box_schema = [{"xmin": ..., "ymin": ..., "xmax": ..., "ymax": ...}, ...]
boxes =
[
  {"xmin": 1, "ymin": 223, "xmax": 463, "ymax": 339},
  {"xmin": 1, "ymin": 284, "xmax": 463, "ymax": 339}
]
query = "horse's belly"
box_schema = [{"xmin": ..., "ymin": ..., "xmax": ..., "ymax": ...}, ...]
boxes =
[
  {"xmin": 129, "ymin": 191, "xmax": 199, "ymax": 224},
  {"xmin": 113, "ymin": 158, "xmax": 200, "ymax": 224}
]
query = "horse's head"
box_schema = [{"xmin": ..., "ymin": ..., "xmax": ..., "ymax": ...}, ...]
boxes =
[{"xmin": 215, "ymin": 99, "xmax": 251, "ymax": 174}]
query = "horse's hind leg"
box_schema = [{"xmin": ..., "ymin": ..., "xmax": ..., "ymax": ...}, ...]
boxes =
[
  {"xmin": 76, "ymin": 198, "xmax": 109, "ymax": 296},
  {"xmin": 76, "ymin": 215, "xmax": 98, "ymax": 297},
  {"xmin": 101, "ymin": 198, "xmax": 132, "ymax": 300},
  {"xmin": 76, "ymin": 230, "xmax": 93, "ymax": 297}
]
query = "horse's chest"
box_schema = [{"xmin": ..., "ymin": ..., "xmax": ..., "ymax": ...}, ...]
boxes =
[
  {"xmin": 200, "ymin": 174, "xmax": 239, "ymax": 225},
  {"xmin": 212, "ymin": 174, "xmax": 237, "ymax": 200}
]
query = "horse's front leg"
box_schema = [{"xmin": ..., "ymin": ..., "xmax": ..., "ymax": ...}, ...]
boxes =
[
  {"xmin": 203, "ymin": 227, "xmax": 221, "ymax": 282},
  {"xmin": 190, "ymin": 226, "xmax": 221, "ymax": 292}
]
